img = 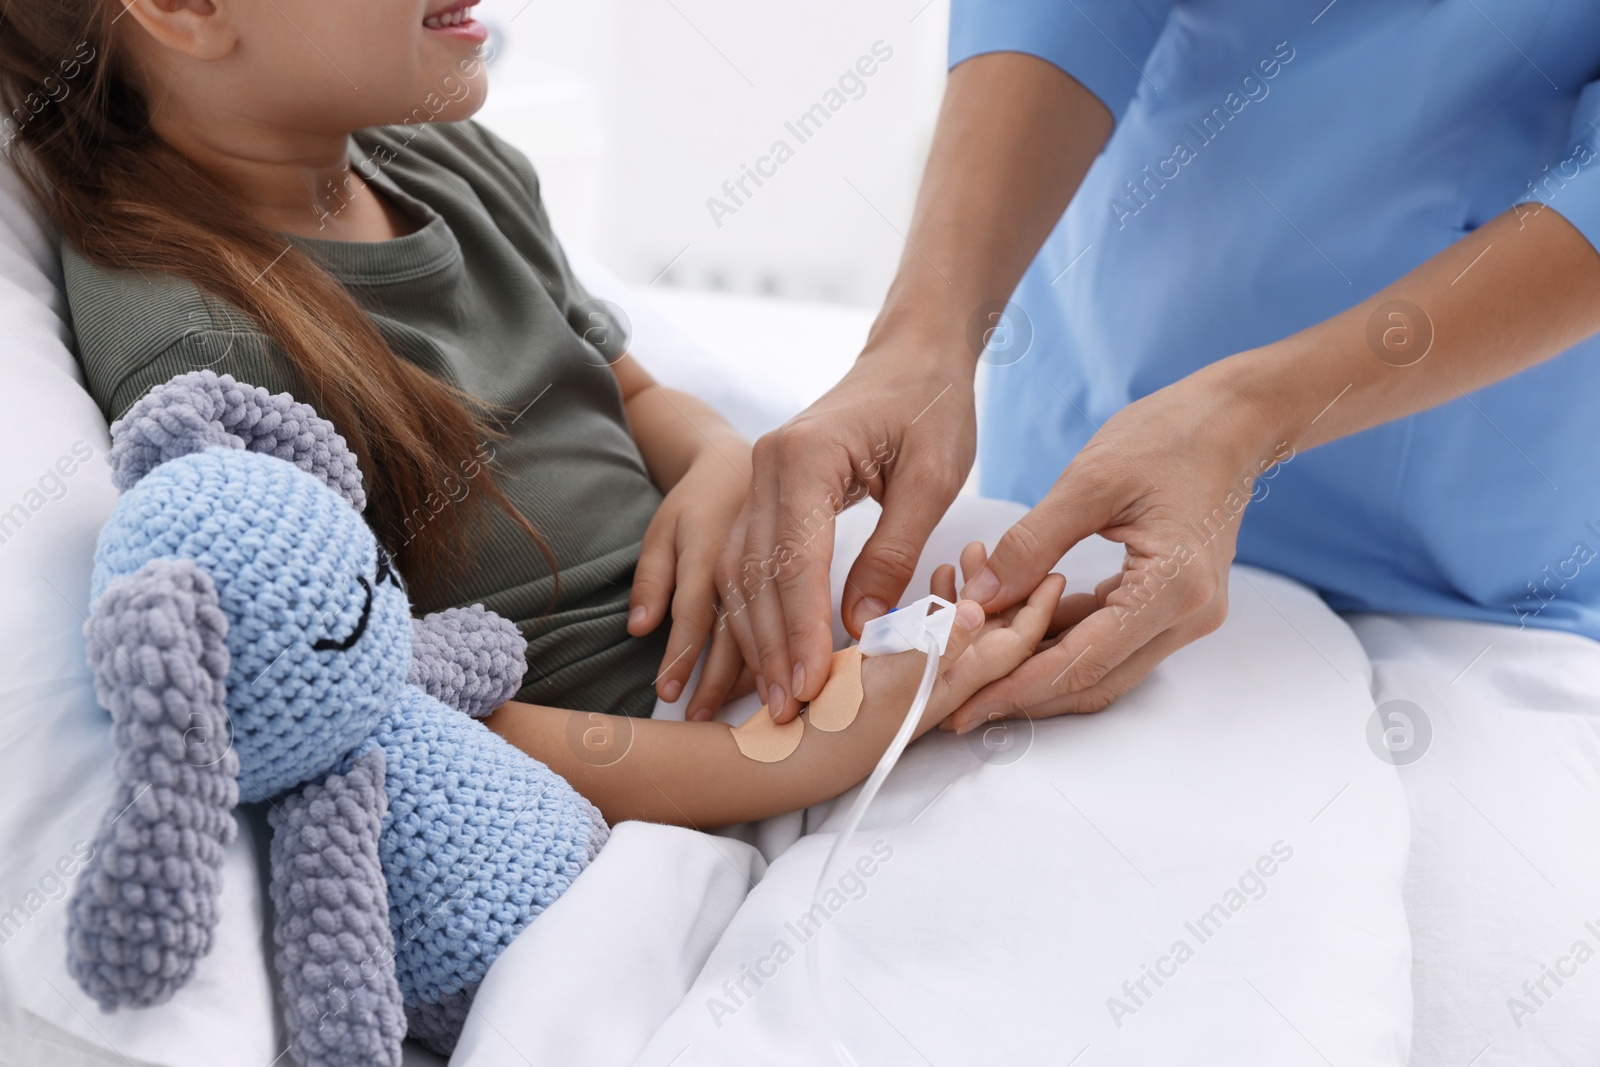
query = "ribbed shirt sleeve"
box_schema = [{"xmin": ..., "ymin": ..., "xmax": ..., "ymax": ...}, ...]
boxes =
[
  {"xmin": 948, "ymin": 0, "xmax": 1179, "ymax": 121},
  {"xmin": 1529, "ymin": 78, "xmax": 1600, "ymax": 255}
]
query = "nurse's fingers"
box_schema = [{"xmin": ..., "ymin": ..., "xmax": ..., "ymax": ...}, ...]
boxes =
[
  {"xmin": 948, "ymin": 561, "xmax": 1229, "ymax": 730},
  {"xmin": 714, "ymin": 505, "xmax": 761, "ymax": 676},
  {"xmin": 961, "ymin": 469, "xmax": 1117, "ymax": 614},
  {"xmin": 841, "ymin": 450, "xmax": 963, "ymax": 637},
  {"xmin": 768, "ymin": 474, "xmax": 841, "ymax": 724},
  {"xmin": 1051, "ymin": 560, "xmax": 1226, "ymax": 695},
  {"xmin": 1048, "ymin": 591, "xmax": 1100, "ymax": 637},
  {"xmin": 948, "ymin": 622, "xmax": 1198, "ymax": 729},
  {"xmin": 742, "ymin": 435, "xmax": 800, "ymax": 722}
]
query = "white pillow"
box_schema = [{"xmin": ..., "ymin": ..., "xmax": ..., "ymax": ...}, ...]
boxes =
[{"xmin": 0, "ymin": 158, "xmax": 280, "ymax": 1067}]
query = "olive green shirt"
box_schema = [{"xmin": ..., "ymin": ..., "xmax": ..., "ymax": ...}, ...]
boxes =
[{"xmin": 62, "ymin": 120, "xmax": 667, "ymax": 716}]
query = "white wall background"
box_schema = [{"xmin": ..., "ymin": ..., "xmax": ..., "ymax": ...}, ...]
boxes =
[{"xmin": 472, "ymin": 0, "xmax": 952, "ymax": 309}]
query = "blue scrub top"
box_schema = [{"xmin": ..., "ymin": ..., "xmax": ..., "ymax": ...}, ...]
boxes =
[{"xmin": 959, "ymin": 0, "xmax": 1600, "ymax": 640}]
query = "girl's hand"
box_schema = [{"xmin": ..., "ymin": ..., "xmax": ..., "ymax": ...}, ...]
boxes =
[
  {"xmin": 857, "ymin": 566, "xmax": 1067, "ymax": 736},
  {"xmin": 628, "ymin": 450, "xmax": 753, "ymax": 705}
]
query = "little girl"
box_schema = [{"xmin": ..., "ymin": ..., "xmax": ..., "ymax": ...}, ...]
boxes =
[{"xmin": 0, "ymin": 0, "xmax": 1061, "ymax": 826}]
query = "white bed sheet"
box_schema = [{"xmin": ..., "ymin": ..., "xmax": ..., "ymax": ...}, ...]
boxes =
[
  {"xmin": 454, "ymin": 500, "xmax": 1415, "ymax": 1067},
  {"xmin": 1351, "ymin": 613, "xmax": 1600, "ymax": 1067}
]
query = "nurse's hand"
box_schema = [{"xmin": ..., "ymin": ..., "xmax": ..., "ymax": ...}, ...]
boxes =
[
  {"xmin": 691, "ymin": 51, "xmax": 1115, "ymax": 723},
  {"xmin": 694, "ymin": 346, "xmax": 977, "ymax": 724},
  {"xmin": 946, "ymin": 363, "xmax": 1285, "ymax": 732}
]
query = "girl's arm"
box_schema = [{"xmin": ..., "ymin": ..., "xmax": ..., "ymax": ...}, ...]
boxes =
[
  {"xmin": 609, "ymin": 355, "xmax": 756, "ymax": 711},
  {"xmin": 611, "ymin": 355, "xmax": 748, "ymax": 492},
  {"xmin": 486, "ymin": 579, "xmax": 1063, "ymax": 828}
]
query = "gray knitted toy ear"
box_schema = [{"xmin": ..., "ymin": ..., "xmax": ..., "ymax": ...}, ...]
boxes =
[
  {"xmin": 269, "ymin": 748, "xmax": 406, "ymax": 1067},
  {"xmin": 67, "ymin": 559, "xmax": 240, "ymax": 1010},
  {"xmin": 108, "ymin": 370, "xmax": 366, "ymax": 511},
  {"xmin": 408, "ymin": 605, "xmax": 529, "ymax": 718}
]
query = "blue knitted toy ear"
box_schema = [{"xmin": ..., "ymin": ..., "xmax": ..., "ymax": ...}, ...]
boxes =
[
  {"xmin": 109, "ymin": 370, "xmax": 366, "ymax": 512},
  {"xmin": 67, "ymin": 559, "xmax": 240, "ymax": 1010}
]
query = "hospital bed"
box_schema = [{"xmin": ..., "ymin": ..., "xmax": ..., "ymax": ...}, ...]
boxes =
[{"xmin": 2, "ymin": 157, "xmax": 1596, "ymax": 1067}]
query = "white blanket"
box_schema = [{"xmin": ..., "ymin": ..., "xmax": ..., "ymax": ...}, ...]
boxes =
[
  {"xmin": 456, "ymin": 500, "xmax": 1415, "ymax": 1067},
  {"xmin": 1352, "ymin": 613, "xmax": 1600, "ymax": 1067}
]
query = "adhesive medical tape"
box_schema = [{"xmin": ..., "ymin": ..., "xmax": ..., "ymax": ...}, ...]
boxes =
[
  {"xmin": 732, "ymin": 645, "xmax": 867, "ymax": 761},
  {"xmin": 806, "ymin": 647, "xmax": 865, "ymax": 732},
  {"xmin": 733, "ymin": 703, "xmax": 805, "ymax": 762}
]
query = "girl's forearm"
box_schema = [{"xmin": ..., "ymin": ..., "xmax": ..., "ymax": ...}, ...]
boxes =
[
  {"xmin": 609, "ymin": 354, "xmax": 748, "ymax": 491},
  {"xmin": 626, "ymin": 384, "xmax": 748, "ymax": 491},
  {"xmin": 484, "ymin": 686, "xmax": 925, "ymax": 828}
]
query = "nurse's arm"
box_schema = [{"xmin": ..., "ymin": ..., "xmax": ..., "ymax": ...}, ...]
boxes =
[
  {"xmin": 951, "ymin": 205, "xmax": 1600, "ymax": 732},
  {"xmin": 704, "ymin": 52, "xmax": 1115, "ymax": 726},
  {"xmin": 1241, "ymin": 205, "xmax": 1600, "ymax": 450}
]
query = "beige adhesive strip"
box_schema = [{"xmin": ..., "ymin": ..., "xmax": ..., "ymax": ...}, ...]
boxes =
[
  {"xmin": 805, "ymin": 646, "xmax": 865, "ymax": 733},
  {"xmin": 733, "ymin": 704, "xmax": 805, "ymax": 762}
]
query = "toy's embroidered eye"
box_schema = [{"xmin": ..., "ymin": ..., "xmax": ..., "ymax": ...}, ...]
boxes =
[
  {"xmin": 313, "ymin": 576, "xmax": 373, "ymax": 652},
  {"xmin": 374, "ymin": 544, "xmax": 403, "ymax": 590}
]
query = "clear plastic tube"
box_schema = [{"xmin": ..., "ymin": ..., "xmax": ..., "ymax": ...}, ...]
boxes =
[{"xmin": 804, "ymin": 637, "xmax": 942, "ymax": 1067}]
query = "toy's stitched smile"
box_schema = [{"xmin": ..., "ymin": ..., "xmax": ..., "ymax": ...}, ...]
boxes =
[
  {"xmin": 314, "ymin": 549, "xmax": 401, "ymax": 652},
  {"xmin": 314, "ymin": 576, "xmax": 373, "ymax": 652}
]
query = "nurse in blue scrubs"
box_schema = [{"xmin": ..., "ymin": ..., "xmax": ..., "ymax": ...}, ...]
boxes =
[{"xmin": 704, "ymin": 0, "xmax": 1600, "ymax": 734}]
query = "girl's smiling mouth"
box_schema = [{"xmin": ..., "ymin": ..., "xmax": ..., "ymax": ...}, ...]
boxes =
[{"xmin": 423, "ymin": 0, "xmax": 486, "ymax": 41}]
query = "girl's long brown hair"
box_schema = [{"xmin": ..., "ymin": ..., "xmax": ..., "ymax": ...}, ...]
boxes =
[{"xmin": 0, "ymin": 2, "xmax": 550, "ymax": 598}]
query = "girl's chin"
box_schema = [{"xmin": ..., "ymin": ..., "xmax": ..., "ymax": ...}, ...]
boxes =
[{"xmin": 383, "ymin": 67, "xmax": 489, "ymax": 124}]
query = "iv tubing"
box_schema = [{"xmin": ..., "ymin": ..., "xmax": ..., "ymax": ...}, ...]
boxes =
[{"xmin": 804, "ymin": 637, "xmax": 941, "ymax": 1067}]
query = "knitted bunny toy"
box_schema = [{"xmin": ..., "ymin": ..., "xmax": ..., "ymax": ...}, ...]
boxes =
[{"xmin": 65, "ymin": 371, "xmax": 608, "ymax": 1066}]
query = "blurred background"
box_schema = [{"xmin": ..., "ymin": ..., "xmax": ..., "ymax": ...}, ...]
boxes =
[{"xmin": 471, "ymin": 0, "xmax": 953, "ymax": 405}]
